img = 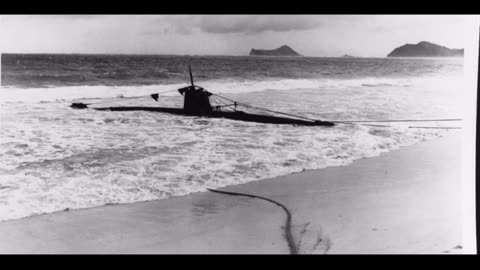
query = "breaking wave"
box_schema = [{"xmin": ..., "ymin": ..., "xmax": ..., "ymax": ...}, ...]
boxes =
[
  {"xmin": 0, "ymin": 56, "xmax": 464, "ymax": 222},
  {"xmin": 0, "ymin": 74, "xmax": 461, "ymax": 104}
]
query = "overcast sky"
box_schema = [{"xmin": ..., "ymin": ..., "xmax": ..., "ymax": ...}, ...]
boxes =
[{"xmin": 0, "ymin": 15, "xmax": 469, "ymax": 57}]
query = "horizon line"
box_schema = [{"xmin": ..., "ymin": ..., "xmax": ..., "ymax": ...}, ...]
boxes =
[
  {"xmin": 0, "ymin": 52, "xmax": 464, "ymax": 59},
  {"xmin": 0, "ymin": 52, "xmax": 394, "ymax": 58}
]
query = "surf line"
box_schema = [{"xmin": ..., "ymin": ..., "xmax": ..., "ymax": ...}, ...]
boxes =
[{"xmin": 207, "ymin": 188, "xmax": 298, "ymax": 254}]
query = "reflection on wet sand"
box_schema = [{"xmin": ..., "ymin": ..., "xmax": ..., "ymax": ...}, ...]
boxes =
[{"xmin": 191, "ymin": 191, "xmax": 253, "ymax": 217}]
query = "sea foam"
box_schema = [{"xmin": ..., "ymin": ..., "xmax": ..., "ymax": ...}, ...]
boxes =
[
  {"xmin": 0, "ymin": 78, "xmax": 462, "ymax": 222},
  {"xmin": 0, "ymin": 56, "xmax": 464, "ymax": 222}
]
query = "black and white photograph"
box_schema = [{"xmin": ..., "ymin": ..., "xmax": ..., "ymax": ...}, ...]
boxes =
[{"xmin": 0, "ymin": 15, "xmax": 477, "ymax": 254}]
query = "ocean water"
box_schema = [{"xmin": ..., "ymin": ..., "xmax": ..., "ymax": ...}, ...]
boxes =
[{"xmin": 0, "ymin": 54, "xmax": 464, "ymax": 221}]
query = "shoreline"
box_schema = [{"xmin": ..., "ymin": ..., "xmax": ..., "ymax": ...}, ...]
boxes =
[
  {"xmin": 0, "ymin": 131, "xmax": 468, "ymax": 254},
  {"xmin": 0, "ymin": 132, "xmax": 448, "ymax": 224}
]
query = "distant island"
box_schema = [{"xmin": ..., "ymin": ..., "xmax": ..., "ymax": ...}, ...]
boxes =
[
  {"xmin": 387, "ymin": 41, "xmax": 464, "ymax": 57},
  {"xmin": 341, "ymin": 55, "xmax": 356, "ymax": 58},
  {"xmin": 249, "ymin": 45, "xmax": 302, "ymax": 57}
]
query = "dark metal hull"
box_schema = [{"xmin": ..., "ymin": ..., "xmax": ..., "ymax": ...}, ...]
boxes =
[{"xmin": 93, "ymin": 106, "xmax": 335, "ymax": 126}]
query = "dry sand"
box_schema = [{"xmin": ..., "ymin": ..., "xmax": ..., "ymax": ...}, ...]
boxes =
[{"xmin": 0, "ymin": 131, "xmax": 470, "ymax": 254}]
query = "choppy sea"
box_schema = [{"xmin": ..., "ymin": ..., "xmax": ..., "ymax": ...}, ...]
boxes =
[{"xmin": 0, "ymin": 54, "xmax": 464, "ymax": 221}]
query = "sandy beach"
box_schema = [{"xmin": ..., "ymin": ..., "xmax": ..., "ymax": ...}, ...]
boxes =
[{"xmin": 0, "ymin": 131, "xmax": 468, "ymax": 254}]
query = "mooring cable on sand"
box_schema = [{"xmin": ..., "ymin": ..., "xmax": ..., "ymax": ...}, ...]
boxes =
[{"xmin": 207, "ymin": 188, "xmax": 298, "ymax": 255}]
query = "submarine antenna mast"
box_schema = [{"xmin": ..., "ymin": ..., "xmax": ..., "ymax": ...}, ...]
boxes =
[{"xmin": 189, "ymin": 64, "xmax": 194, "ymax": 87}]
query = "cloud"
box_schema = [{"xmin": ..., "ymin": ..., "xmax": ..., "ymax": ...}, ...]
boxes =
[
  {"xmin": 1, "ymin": 15, "xmax": 99, "ymax": 22},
  {"xmin": 153, "ymin": 15, "xmax": 324, "ymax": 35},
  {"xmin": 197, "ymin": 15, "xmax": 323, "ymax": 34},
  {"xmin": 1, "ymin": 15, "xmax": 467, "ymax": 56}
]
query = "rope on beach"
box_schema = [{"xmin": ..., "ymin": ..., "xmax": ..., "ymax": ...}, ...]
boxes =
[
  {"xmin": 75, "ymin": 89, "xmax": 179, "ymax": 107},
  {"xmin": 209, "ymin": 93, "xmax": 466, "ymax": 126},
  {"xmin": 211, "ymin": 93, "xmax": 319, "ymax": 123},
  {"xmin": 356, "ymin": 124, "xmax": 463, "ymax": 129},
  {"xmin": 408, "ymin": 126, "xmax": 462, "ymax": 129},
  {"xmin": 210, "ymin": 93, "xmax": 465, "ymax": 126},
  {"xmin": 333, "ymin": 118, "xmax": 462, "ymax": 123},
  {"xmin": 207, "ymin": 188, "xmax": 298, "ymax": 255}
]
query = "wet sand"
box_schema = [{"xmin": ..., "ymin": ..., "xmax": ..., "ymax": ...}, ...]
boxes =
[{"xmin": 0, "ymin": 131, "xmax": 467, "ymax": 254}]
